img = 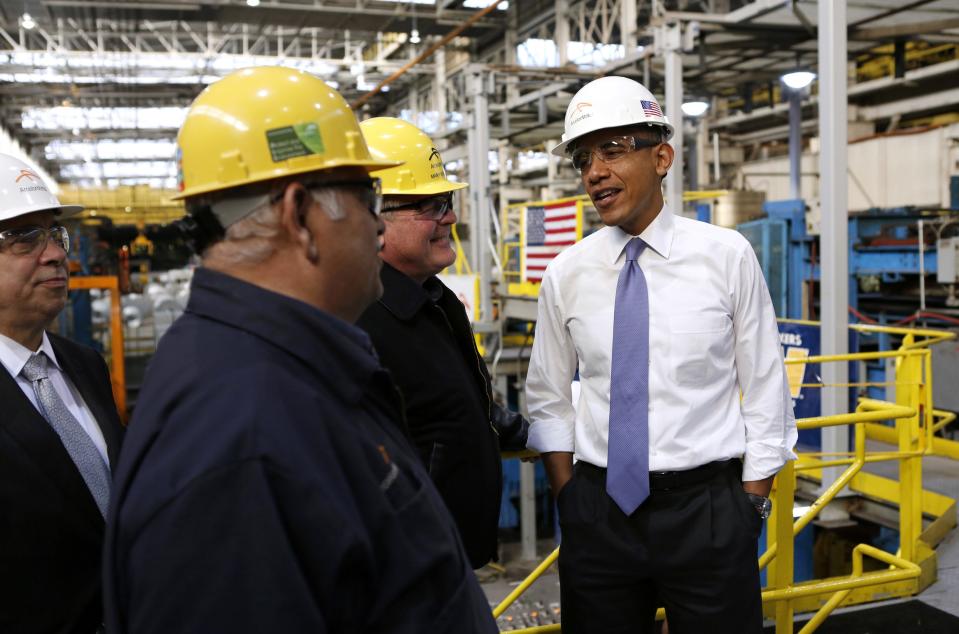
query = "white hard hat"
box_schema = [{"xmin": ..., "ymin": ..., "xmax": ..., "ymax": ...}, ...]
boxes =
[
  {"xmin": 0, "ymin": 153, "xmax": 82, "ymax": 223},
  {"xmin": 551, "ymin": 76, "xmax": 675, "ymax": 157}
]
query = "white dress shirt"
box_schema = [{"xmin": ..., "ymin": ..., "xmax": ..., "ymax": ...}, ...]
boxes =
[
  {"xmin": 525, "ymin": 205, "xmax": 797, "ymax": 482},
  {"xmin": 0, "ymin": 332, "xmax": 110, "ymax": 466}
]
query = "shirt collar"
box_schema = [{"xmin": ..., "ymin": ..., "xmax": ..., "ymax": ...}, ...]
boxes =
[
  {"xmin": 377, "ymin": 261, "xmax": 433, "ymax": 320},
  {"xmin": 607, "ymin": 203, "xmax": 675, "ymax": 264},
  {"xmin": 0, "ymin": 331, "xmax": 60, "ymax": 379}
]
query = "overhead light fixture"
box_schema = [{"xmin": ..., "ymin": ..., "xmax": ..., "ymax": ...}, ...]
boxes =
[
  {"xmin": 246, "ymin": 0, "xmax": 260, "ymax": 6},
  {"xmin": 409, "ymin": 29, "xmax": 421, "ymax": 44},
  {"xmin": 781, "ymin": 71, "xmax": 816, "ymax": 90},
  {"xmin": 20, "ymin": 12, "xmax": 36, "ymax": 30},
  {"xmin": 681, "ymin": 100, "xmax": 709, "ymax": 118}
]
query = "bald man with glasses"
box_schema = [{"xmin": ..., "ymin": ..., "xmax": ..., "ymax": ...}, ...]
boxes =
[{"xmin": 0, "ymin": 154, "xmax": 123, "ymax": 634}]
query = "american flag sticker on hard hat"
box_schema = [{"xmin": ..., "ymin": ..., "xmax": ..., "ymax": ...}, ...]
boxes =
[{"xmin": 641, "ymin": 100, "xmax": 662, "ymax": 117}]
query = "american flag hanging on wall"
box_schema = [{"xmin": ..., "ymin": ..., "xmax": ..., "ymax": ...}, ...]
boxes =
[{"xmin": 522, "ymin": 200, "xmax": 580, "ymax": 283}]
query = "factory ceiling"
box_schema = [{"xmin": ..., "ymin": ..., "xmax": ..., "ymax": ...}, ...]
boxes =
[{"xmin": 0, "ymin": 0, "xmax": 955, "ymax": 188}]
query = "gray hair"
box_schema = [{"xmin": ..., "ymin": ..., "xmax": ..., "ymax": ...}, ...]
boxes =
[{"xmin": 201, "ymin": 185, "xmax": 348, "ymax": 266}]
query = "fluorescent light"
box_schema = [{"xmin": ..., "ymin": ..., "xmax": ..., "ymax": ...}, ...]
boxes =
[
  {"xmin": 246, "ymin": 0, "xmax": 260, "ymax": 6},
  {"xmin": 22, "ymin": 106, "xmax": 187, "ymax": 131},
  {"xmin": 20, "ymin": 13, "xmax": 36, "ymax": 30},
  {"xmin": 781, "ymin": 71, "xmax": 816, "ymax": 90},
  {"xmin": 463, "ymin": 0, "xmax": 508, "ymax": 8},
  {"xmin": 681, "ymin": 101, "xmax": 709, "ymax": 117}
]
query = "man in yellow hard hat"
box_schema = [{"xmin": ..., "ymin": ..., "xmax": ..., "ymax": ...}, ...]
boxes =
[
  {"xmin": 103, "ymin": 68, "xmax": 498, "ymax": 634},
  {"xmin": 357, "ymin": 117, "xmax": 529, "ymax": 570}
]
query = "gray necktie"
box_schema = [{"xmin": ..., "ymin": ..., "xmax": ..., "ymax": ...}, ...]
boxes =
[{"xmin": 21, "ymin": 353, "xmax": 110, "ymax": 518}]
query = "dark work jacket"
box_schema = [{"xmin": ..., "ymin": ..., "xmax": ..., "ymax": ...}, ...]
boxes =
[
  {"xmin": 357, "ymin": 263, "xmax": 528, "ymax": 569},
  {"xmin": 103, "ymin": 267, "xmax": 497, "ymax": 634},
  {"xmin": 0, "ymin": 333, "xmax": 123, "ymax": 634}
]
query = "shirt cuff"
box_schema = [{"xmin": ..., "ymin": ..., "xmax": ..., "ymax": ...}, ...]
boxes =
[
  {"xmin": 526, "ymin": 418, "xmax": 575, "ymax": 454},
  {"xmin": 742, "ymin": 440, "xmax": 798, "ymax": 481}
]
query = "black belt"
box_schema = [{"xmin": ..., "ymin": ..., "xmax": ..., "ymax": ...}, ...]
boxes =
[{"xmin": 575, "ymin": 458, "xmax": 738, "ymax": 491}]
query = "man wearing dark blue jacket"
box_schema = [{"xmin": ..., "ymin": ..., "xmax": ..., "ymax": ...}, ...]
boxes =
[{"xmin": 103, "ymin": 67, "xmax": 498, "ymax": 634}]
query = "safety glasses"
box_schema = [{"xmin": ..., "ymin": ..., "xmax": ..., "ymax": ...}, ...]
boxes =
[
  {"xmin": 568, "ymin": 135, "xmax": 661, "ymax": 173},
  {"xmin": 383, "ymin": 193, "xmax": 454, "ymax": 222},
  {"xmin": 0, "ymin": 225, "xmax": 69, "ymax": 256},
  {"xmin": 306, "ymin": 177, "xmax": 383, "ymax": 218}
]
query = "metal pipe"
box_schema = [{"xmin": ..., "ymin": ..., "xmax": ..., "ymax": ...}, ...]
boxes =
[
  {"xmin": 788, "ymin": 89, "xmax": 802, "ymax": 200},
  {"xmin": 712, "ymin": 130, "xmax": 720, "ymax": 182},
  {"xmin": 351, "ymin": 0, "xmax": 506, "ymax": 110},
  {"xmin": 664, "ymin": 26, "xmax": 684, "ymax": 213},
  {"xmin": 818, "ymin": 0, "xmax": 850, "ymax": 492},
  {"xmin": 919, "ymin": 219, "xmax": 927, "ymax": 311}
]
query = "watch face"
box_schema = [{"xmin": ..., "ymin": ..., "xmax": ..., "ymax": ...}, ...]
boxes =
[
  {"xmin": 758, "ymin": 498, "xmax": 772, "ymax": 519},
  {"xmin": 747, "ymin": 493, "xmax": 771, "ymax": 519}
]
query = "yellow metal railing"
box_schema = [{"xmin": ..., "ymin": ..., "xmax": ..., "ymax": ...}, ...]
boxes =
[{"xmin": 497, "ymin": 325, "xmax": 957, "ymax": 633}]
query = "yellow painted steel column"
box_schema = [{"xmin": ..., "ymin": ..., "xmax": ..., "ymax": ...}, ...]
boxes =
[
  {"xmin": 774, "ymin": 461, "xmax": 795, "ymax": 633},
  {"xmin": 896, "ymin": 349, "xmax": 922, "ymax": 562}
]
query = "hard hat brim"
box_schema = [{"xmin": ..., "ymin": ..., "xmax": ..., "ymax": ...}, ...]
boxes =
[
  {"xmin": 382, "ymin": 179, "xmax": 468, "ymax": 197},
  {"xmin": 171, "ymin": 157, "xmax": 402, "ymax": 201},
  {"xmin": 5, "ymin": 203, "xmax": 85, "ymax": 220}
]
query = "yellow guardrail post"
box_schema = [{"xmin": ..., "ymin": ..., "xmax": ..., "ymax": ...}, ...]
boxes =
[
  {"xmin": 897, "ymin": 347, "xmax": 923, "ymax": 563},
  {"xmin": 773, "ymin": 460, "xmax": 795, "ymax": 633}
]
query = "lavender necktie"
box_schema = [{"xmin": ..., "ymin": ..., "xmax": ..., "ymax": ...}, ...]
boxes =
[
  {"xmin": 607, "ymin": 238, "xmax": 650, "ymax": 515},
  {"xmin": 21, "ymin": 352, "xmax": 111, "ymax": 518}
]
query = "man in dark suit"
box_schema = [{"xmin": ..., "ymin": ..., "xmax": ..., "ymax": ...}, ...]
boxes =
[{"xmin": 0, "ymin": 153, "xmax": 124, "ymax": 634}]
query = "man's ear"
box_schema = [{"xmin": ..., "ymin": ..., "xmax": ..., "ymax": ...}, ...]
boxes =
[
  {"xmin": 655, "ymin": 142, "xmax": 675, "ymax": 177},
  {"xmin": 277, "ymin": 182, "xmax": 318, "ymax": 262}
]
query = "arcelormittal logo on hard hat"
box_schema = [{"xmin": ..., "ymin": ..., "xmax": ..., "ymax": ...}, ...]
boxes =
[
  {"xmin": 16, "ymin": 169, "xmax": 38, "ymax": 183},
  {"xmin": 568, "ymin": 101, "xmax": 593, "ymax": 127},
  {"xmin": 15, "ymin": 168, "xmax": 48, "ymax": 194},
  {"xmin": 428, "ymin": 147, "xmax": 445, "ymax": 181}
]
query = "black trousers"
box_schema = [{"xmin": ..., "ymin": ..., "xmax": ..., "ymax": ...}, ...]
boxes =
[{"xmin": 557, "ymin": 460, "xmax": 764, "ymax": 634}]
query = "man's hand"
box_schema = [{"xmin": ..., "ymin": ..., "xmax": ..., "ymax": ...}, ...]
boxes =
[{"xmin": 541, "ymin": 452, "xmax": 575, "ymax": 500}]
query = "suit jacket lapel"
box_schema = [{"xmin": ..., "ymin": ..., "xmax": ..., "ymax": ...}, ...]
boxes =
[
  {"xmin": 50, "ymin": 336, "xmax": 123, "ymax": 468},
  {"xmin": 0, "ymin": 364, "xmax": 104, "ymax": 530}
]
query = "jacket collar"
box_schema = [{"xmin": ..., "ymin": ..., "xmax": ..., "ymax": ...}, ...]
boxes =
[
  {"xmin": 186, "ymin": 267, "xmax": 380, "ymax": 403},
  {"xmin": 607, "ymin": 203, "xmax": 675, "ymax": 264},
  {"xmin": 376, "ymin": 262, "xmax": 432, "ymax": 321}
]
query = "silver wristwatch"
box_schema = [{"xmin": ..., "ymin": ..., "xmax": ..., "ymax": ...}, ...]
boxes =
[{"xmin": 746, "ymin": 493, "xmax": 772, "ymax": 519}]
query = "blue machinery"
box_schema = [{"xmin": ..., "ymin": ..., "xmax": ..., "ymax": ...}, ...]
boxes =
[{"xmin": 737, "ymin": 199, "xmax": 950, "ymax": 322}]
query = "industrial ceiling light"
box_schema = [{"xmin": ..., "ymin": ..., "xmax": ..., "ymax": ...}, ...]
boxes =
[
  {"xmin": 246, "ymin": 0, "xmax": 260, "ymax": 6},
  {"xmin": 20, "ymin": 12, "xmax": 36, "ymax": 30},
  {"xmin": 409, "ymin": 28, "xmax": 421, "ymax": 44},
  {"xmin": 781, "ymin": 71, "xmax": 816, "ymax": 90},
  {"xmin": 681, "ymin": 100, "xmax": 709, "ymax": 117}
]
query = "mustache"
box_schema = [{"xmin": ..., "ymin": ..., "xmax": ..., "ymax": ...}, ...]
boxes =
[{"xmin": 36, "ymin": 268, "xmax": 68, "ymax": 283}]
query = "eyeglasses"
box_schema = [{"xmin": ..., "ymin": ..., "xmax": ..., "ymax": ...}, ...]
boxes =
[
  {"xmin": 307, "ymin": 178, "xmax": 383, "ymax": 218},
  {"xmin": 383, "ymin": 193, "xmax": 454, "ymax": 222},
  {"xmin": 276, "ymin": 177, "xmax": 383, "ymax": 217},
  {"xmin": 568, "ymin": 135, "xmax": 661, "ymax": 173},
  {"xmin": 0, "ymin": 225, "xmax": 69, "ymax": 256}
]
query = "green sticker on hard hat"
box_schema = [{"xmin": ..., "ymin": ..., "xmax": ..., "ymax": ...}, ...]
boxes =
[{"xmin": 266, "ymin": 123, "xmax": 325, "ymax": 162}]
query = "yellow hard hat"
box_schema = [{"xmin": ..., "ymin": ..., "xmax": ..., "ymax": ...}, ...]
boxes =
[
  {"xmin": 173, "ymin": 66, "xmax": 399, "ymax": 200},
  {"xmin": 359, "ymin": 117, "xmax": 467, "ymax": 196}
]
